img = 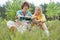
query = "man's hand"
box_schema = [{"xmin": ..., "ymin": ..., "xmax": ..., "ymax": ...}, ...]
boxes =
[{"xmin": 15, "ymin": 19, "xmax": 22, "ymax": 26}]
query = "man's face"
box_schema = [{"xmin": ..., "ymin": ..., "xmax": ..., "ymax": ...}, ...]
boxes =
[{"xmin": 23, "ymin": 5, "xmax": 29, "ymax": 11}]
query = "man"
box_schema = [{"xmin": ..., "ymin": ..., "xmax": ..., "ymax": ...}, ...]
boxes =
[
  {"xmin": 16, "ymin": 1, "xmax": 32, "ymax": 24},
  {"xmin": 7, "ymin": 2, "xmax": 32, "ymax": 33},
  {"xmin": 16, "ymin": 1, "xmax": 32, "ymax": 33}
]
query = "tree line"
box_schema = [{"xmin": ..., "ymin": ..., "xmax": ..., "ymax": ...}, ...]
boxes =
[{"xmin": 0, "ymin": 0, "xmax": 60, "ymax": 20}]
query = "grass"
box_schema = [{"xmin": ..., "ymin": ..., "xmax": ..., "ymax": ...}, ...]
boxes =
[{"xmin": 0, "ymin": 19, "xmax": 60, "ymax": 40}]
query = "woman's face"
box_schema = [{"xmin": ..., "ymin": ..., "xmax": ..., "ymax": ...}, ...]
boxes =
[
  {"xmin": 23, "ymin": 5, "xmax": 29, "ymax": 12},
  {"xmin": 35, "ymin": 7, "xmax": 41, "ymax": 14}
]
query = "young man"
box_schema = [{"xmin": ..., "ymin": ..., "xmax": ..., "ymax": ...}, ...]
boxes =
[
  {"xmin": 7, "ymin": 2, "xmax": 32, "ymax": 33},
  {"xmin": 16, "ymin": 1, "xmax": 32, "ymax": 24},
  {"xmin": 16, "ymin": 1, "xmax": 32, "ymax": 33}
]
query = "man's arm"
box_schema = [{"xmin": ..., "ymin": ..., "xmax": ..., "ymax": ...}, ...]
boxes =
[
  {"xmin": 25, "ymin": 12, "xmax": 32, "ymax": 18},
  {"xmin": 16, "ymin": 10, "xmax": 24, "ymax": 19}
]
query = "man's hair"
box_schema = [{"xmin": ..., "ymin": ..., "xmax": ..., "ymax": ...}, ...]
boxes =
[{"xmin": 21, "ymin": 2, "xmax": 30, "ymax": 9}]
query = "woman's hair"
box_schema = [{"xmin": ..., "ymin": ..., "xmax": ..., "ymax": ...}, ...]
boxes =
[
  {"xmin": 34, "ymin": 6, "xmax": 43, "ymax": 16},
  {"xmin": 21, "ymin": 1, "xmax": 30, "ymax": 9},
  {"xmin": 37, "ymin": 6, "xmax": 43, "ymax": 14}
]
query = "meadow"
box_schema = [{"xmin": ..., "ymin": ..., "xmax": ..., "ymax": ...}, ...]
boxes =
[
  {"xmin": 0, "ymin": 0, "xmax": 60, "ymax": 40},
  {"xmin": 0, "ymin": 19, "xmax": 60, "ymax": 40}
]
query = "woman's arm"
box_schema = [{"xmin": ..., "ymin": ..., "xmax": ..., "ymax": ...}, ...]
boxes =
[
  {"xmin": 37, "ymin": 14, "xmax": 46, "ymax": 22},
  {"xmin": 31, "ymin": 13, "xmax": 37, "ymax": 19}
]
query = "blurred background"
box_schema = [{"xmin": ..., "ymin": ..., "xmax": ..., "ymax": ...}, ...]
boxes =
[
  {"xmin": 0, "ymin": 0, "xmax": 60, "ymax": 40},
  {"xmin": 0, "ymin": 0, "xmax": 60, "ymax": 20}
]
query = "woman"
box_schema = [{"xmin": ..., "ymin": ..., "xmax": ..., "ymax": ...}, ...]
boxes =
[{"xmin": 31, "ymin": 6, "xmax": 49, "ymax": 36}]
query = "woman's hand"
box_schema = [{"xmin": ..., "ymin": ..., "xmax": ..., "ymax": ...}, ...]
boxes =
[
  {"xmin": 31, "ymin": 16, "xmax": 37, "ymax": 19},
  {"xmin": 37, "ymin": 19, "xmax": 45, "ymax": 23}
]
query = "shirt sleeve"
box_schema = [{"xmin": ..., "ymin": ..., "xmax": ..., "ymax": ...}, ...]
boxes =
[
  {"xmin": 27, "ymin": 12, "xmax": 32, "ymax": 17},
  {"xmin": 16, "ymin": 10, "xmax": 22, "ymax": 16},
  {"xmin": 41, "ymin": 14, "xmax": 46, "ymax": 22},
  {"xmin": 16, "ymin": 10, "xmax": 22, "ymax": 19}
]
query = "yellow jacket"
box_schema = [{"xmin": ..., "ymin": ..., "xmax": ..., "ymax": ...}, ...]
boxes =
[
  {"xmin": 34, "ymin": 14, "xmax": 46, "ymax": 22},
  {"xmin": 31, "ymin": 14, "xmax": 46, "ymax": 26}
]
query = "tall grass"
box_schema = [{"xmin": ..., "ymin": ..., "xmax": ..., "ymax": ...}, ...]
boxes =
[{"xmin": 0, "ymin": 19, "xmax": 60, "ymax": 40}]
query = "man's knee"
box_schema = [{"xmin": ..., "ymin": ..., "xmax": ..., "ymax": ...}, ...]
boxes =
[{"xmin": 7, "ymin": 21, "xmax": 16, "ymax": 32}]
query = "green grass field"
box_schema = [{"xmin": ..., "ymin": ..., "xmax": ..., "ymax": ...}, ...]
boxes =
[{"xmin": 0, "ymin": 20, "xmax": 60, "ymax": 40}]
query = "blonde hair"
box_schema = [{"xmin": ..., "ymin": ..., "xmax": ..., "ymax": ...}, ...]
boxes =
[{"xmin": 35, "ymin": 6, "xmax": 43, "ymax": 16}]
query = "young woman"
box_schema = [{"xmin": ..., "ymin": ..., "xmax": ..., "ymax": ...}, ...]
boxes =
[{"xmin": 31, "ymin": 6, "xmax": 49, "ymax": 36}]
